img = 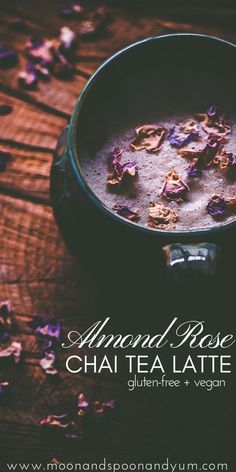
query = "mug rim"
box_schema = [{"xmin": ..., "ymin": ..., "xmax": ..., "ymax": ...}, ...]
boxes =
[{"xmin": 68, "ymin": 33, "xmax": 236, "ymax": 238}]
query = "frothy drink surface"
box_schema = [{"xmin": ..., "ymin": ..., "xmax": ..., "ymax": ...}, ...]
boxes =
[{"xmin": 81, "ymin": 113, "xmax": 236, "ymax": 231}]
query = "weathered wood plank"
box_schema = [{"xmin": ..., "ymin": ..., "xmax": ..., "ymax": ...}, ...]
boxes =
[
  {"xmin": 0, "ymin": 143, "xmax": 50, "ymax": 201},
  {"xmin": 0, "ymin": 92, "xmax": 66, "ymax": 149}
]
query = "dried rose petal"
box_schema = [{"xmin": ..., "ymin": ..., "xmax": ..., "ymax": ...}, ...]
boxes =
[
  {"xmin": 0, "ymin": 151, "xmax": 11, "ymax": 172},
  {"xmin": 0, "ymin": 46, "xmax": 18, "ymax": 68},
  {"xmin": 107, "ymin": 146, "xmax": 137, "ymax": 186},
  {"xmin": 0, "ymin": 381, "xmax": 10, "ymax": 399},
  {"xmin": 59, "ymin": 27, "xmax": 77, "ymax": 53},
  {"xmin": 0, "ymin": 341, "xmax": 22, "ymax": 364},
  {"xmin": 168, "ymin": 127, "xmax": 198, "ymax": 148},
  {"xmin": 25, "ymin": 37, "xmax": 54, "ymax": 66},
  {"xmin": 207, "ymin": 194, "xmax": 227, "ymax": 219},
  {"xmin": 148, "ymin": 202, "xmax": 177, "ymax": 228},
  {"xmin": 113, "ymin": 204, "xmax": 140, "ymax": 222},
  {"xmin": 179, "ymin": 136, "xmax": 224, "ymax": 168},
  {"xmin": 36, "ymin": 321, "xmax": 61, "ymax": 339},
  {"xmin": 78, "ymin": 393, "xmax": 89, "ymax": 410},
  {"xmin": 40, "ymin": 351, "xmax": 58, "ymax": 376},
  {"xmin": 131, "ymin": 124, "xmax": 166, "ymax": 153},
  {"xmin": 187, "ymin": 159, "xmax": 202, "ymax": 178},
  {"xmin": 219, "ymin": 151, "xmax": 236, "ymax": 170},
  {"xmin": 162, "ymin": 170, "xmax": 190, "ymax": 201},
  {"xmin": 30, "ymin": 314, "xmax": 61, "ymax": 341},
  {"xmin": 179, "ymin": 119, "xmax": 199, "ymax": 134},
  {"xmin": 18, "ymin": 64, "xmax": 38, "ymax": 89},
  {"xmin": 195, "ymin": 106, "xmax": 231, "ymax": 138},
  {"xmin": 0, "ymin": 104, "xmax": 13, "ymax": 116},
  {"xmin": 39, "ymin": 414, "xmax": 71, "ymax": 429}
]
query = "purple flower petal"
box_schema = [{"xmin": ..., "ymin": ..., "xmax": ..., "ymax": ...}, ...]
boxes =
[
  {"xmin": 0, "ymin": 341, "xmax": 22, "ymax": 365},
  {"xmin": 92, "ymin": 399, "xmax": 116, "ymax": 417},
  {"xmin": 207, "ymin": 105, "xmax": 217, "ymax": 117},
  {"xmin": 78, "ymin": 393, "xmax": 89, "ymax": 409},
  {"xmin": 29, "ymin": 314, "xmax": 61, "ymax": 341},
  {"xmin": 168, "ymin": 128, "xmax": 198, "ymax": 148},
  {"xmin": 40, "ymin": 351, "xmax": 58, "ymax": 376},
  {"xmin": 219, "ymin": 151, "xmax": 236, "ymax": 170},
  {"xmin": 35, "ymin": 321, "xmax": 61, "ymax": 340},
  {"xmin": 0, "ymin": 46, "xmax": 18, "ymax": 68},
  {"xmin": 162, "ymin": 171, "xmax": 190, "ymax": 201},
  {"xmin": 107, "ymin": 146, "xmax": 137, "ymax": 186},
  {"xmin": 179, "ymin": 136, "xmax": 224, "ymax": 168},
  {"xmin": 187, "ymin": 159, "xmax": 202, "ymax": 178},
  {"xmin": 113, "ymin": 204, "xmax": 140, "ymax": 222},
  {"xmin": 25, "ymin": 37, "xmax": 54, "ymax": 66},
  {"xmin": 18, "ymin": 63, "xmax": 38, "ymax": 89},
  {"xmin": 207, "ymin": 195, "xmax": 227, "ymax": 219}
]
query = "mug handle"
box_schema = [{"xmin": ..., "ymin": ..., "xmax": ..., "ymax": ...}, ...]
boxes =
[{"xmin": 162, "ymin": 242, "xmax": 220, "ymax": 284}]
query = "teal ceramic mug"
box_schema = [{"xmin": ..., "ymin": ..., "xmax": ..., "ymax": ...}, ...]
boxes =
[{"xmin": 50, "ymin": 34, "xmax": 236, "ymax": 305}]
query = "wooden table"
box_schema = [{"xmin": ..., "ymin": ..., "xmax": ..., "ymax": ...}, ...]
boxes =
[{"xmin": 0, "ymin": 0, "xmax": 235, "ymax": 462}]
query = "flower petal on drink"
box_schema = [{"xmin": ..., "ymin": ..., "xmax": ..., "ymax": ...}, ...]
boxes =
[
  {"xmin": 162, "ymin": 170, "xmax": 190, "ymax": 201},
  {"xmin": 131, "ymin": 124, "xmax": 166, "ymax": 153},
  {"xmin": 195, "ymin": 106, "xmax": 231, "ymax": 138},
  {"xmin": 168, "ymin": 127, "xmax": 198, "ymax": 148},
  {"xmin": 219, "ymin": 151, "xmax": 236, "ymax": 170},
  {"xmin": 207, "ymin": 194, "xmax": 227, "ymax": 219},
  {"xmin": 107, "ymin": 146, "xmax": 137, "ymax": 186},
  {"xmin": 113, "ymin": 204, "xmax": 141, "ymax": 222},
  {"xmin": 179, "ymin": 119, "xmax": 199, "ymax": 134},
  {"xmin": 187, "ymin": 158, "xmax": 202, "ymax": 178},
  {"xmin": 148, "ymin": 202, "xmax": 177, "ymax": 228},
  {"xmin": 179, "ymin": 136, "xmax": 224, "ymax": 168}
]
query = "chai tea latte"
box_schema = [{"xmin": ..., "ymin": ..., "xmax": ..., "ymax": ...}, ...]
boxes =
[{"xmin": 81, "ymin": 108, "xmax": 236, "ymax": 231}]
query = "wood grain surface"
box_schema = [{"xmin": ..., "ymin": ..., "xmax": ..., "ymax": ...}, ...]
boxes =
[{"xmin": 0, "ymin": 0, "xmax": 235, "ymax": 462}]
